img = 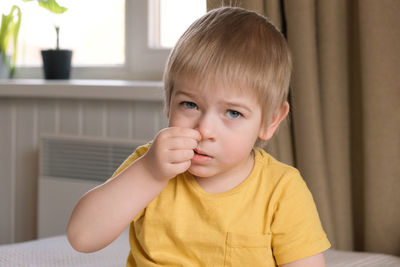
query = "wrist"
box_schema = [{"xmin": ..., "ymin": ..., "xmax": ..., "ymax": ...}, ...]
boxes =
[{"xmin": 136, "ymin": 155, "xmax": 169, "ymax": 185}]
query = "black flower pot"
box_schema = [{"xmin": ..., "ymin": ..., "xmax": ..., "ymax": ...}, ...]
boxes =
[{"xmin": 41, "ymin": 49, "xmax": 72, "ymax": 79}]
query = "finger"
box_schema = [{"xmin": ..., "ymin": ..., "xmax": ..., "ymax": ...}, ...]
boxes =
[
  {"xmin": 167, "ymin": 137, "xmax": 198, "ymax": 150},
  {"xmin": 170, "ymin": 161, "xmax": 191, "ymax": 175},
  {"xmin": 167, "ymin": 127, "xmax": 201, "ymax": 141},
  {"xmin": 167, "ymin": 149, "xmax": 195, "ymax": 164}
]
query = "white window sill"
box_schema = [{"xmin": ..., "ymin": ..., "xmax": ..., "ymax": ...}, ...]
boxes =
[{"xmin": 0, "ymin": 79, "xmax": 164, "ymax": 101}]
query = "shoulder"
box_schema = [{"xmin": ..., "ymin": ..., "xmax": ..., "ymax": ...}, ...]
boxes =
[
  {"xmin": 253, "ymin": 147, "xmax": 303, "ymax": 186},
  {"xmin": 253, "ymin": 149, "xmax": 331, "ymax": 264},
  {"xmin": 252, "ymin": 147, "xmax": 313, "ymax": 207}
]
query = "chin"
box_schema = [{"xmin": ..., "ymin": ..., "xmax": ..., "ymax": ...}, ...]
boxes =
[{"xmin": 188, "ymin": 166, "xmax": 215, "ymax": 179}]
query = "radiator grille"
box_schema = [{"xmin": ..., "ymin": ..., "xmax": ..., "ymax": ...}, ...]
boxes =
[{"xmin": 40, "ymin": 135, "xmax": 145, "ymax": 182}]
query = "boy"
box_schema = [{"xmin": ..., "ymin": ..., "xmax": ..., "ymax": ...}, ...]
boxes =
[{"xmin": 67, "ymin": 7, "xmax": 331, "ymax": 266}]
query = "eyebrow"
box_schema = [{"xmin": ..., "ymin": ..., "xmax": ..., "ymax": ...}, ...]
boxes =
[
  {"xmin": 223, "ymin": 101, "xmax": 252, "ymax": 113},
  {"xmin": 174, "ymin": 89, "xmax": 253, "ymax": 113},
  {"xmin": 174, "ymin": 90, "xmax": 196, "ymax": 98}
]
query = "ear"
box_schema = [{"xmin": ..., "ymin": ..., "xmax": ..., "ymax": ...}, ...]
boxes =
[{"xmin": 258, "ymin": 101, "xmax": 290, "ymax": 141}]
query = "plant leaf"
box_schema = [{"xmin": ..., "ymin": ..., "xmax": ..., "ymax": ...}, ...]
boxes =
[
  {"xmin": 0, "ymin": 15, "xmax": 9, "ymax": 51},
  {"xmin": 10, "ymin": 6, "xmax": 22, "ymax": 77},
  {"xmin": 0, "ymin": 5, "xmax": 22, "ymax": 78},
  {"xmin": 22, "ymin": 0, "xmax": 68, "ymax": 14}
]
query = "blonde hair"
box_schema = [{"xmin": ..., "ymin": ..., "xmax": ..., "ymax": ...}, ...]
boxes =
[{"xmin": 163, "ymin": 7, "xmax": 292, "ymax": 125}]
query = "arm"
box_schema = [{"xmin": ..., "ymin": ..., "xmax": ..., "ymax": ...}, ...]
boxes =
[
  {"xmin": 279, "ymin": 253, "xmax": 326, "ymax": 267},
  {"xmin": 66, "ymin": 127, "xmax": 200, "ymax": 253}
]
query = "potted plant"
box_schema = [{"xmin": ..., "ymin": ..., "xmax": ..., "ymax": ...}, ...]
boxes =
[
  {"xmin": 0, "ymin": 5, "xmax": 22, "ymax": 79},
  {"xmin": 23, "ymin": 0, "xmax": 70, "ymax": 79},
  {"xmin": 41, "ymin": 25, "xmax": 72, "ymax": 79}
]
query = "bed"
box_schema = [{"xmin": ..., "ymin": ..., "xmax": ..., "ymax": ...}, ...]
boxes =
[{"xmin": 1, "ymin": 230, "xmax": 399, "ymax": 267}]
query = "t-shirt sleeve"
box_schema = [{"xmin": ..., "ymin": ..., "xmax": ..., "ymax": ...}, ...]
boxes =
[
  {"xmin": 108, "ymin": 143, "xmax": 151, "ymax": 180},
  {"xmin": 271, "ymin": 170, "xmax": 331, "ymax": 265}
]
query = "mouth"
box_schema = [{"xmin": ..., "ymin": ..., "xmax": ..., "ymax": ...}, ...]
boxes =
[
  {"xmin": 192, "ymin": 149, "xmax": 212, "ymax": 162},
  {"xmin": 194, "ymin": 148, "xmax": 208, "ymax": 156}
]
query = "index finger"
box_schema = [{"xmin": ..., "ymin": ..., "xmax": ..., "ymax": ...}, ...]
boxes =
[{"xmin": 167, "ymin": 127, "xmax": 201, "ymax": 141}]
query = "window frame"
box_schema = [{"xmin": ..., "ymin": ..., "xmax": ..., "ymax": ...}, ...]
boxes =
[{"xmin": 13, "ymin": 0, "xmax": 171, "ymax": 81}]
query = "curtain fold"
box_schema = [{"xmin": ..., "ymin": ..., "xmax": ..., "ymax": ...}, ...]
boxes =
[
  {"xmin": 207, "ymin": 0, "xmax": 400, "ymax": 255},
  {"xmin": 355, "ymin": 0, "xmax": 400, "ymax": 254},
  {"xmin": 283, "ymin": 0, "xmax": 338, "ymax": 249}
]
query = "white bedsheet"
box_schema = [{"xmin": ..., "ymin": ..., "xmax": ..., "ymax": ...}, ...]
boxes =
[
  {"xmin": 0, "ymin": 230, "xmax": 128, "ymax": 267},
  {"xmin": 1, "ymin": 230, "xmax": 399, "ymax": 267},
  {"xmin": 325, "ymin": 249, "xmax": 400, "ymax": 267}
]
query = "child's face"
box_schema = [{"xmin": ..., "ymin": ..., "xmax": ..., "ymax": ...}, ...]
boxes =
[{"xmin": 168, "ymin": 80, "xmax": 266, "ymax": 180}]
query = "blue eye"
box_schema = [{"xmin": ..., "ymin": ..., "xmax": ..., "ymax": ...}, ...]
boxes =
[
  {"xmin": 181, "ymin": 101, "xmax": 197, "ymax": 110},
  {"xmin": 226, "ymin": 110, "xmax": 242, "ymax": 119}
]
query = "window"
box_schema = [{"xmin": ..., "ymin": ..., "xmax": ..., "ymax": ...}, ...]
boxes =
[
  {"xmin": 1, "ymin": 0, "xmax": 206, "ymax": 80},
  {"xmin": 150, "ymin": 0, "xmax": 207, "ymax": 48},
  {"xmin": 129, "ymin": 0, "xmax": 206, "ymax": 80},
  {"xmin": 1, "ymin": 0, "xmax": 125, "ymax": 67}
]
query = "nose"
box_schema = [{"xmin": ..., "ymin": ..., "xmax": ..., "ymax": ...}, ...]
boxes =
[{"xmin": 195, "ymin": 113, "xmax": 216, "ymax": 141}]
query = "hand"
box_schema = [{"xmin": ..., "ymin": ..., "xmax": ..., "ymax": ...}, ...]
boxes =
[{"xmin": 142, "ymin": 127, "xmax": 201, "ymax": 182}]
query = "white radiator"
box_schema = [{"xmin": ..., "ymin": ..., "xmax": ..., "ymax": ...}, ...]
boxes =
[{"xmin": 38, "ymin": 134, "xmax": 145, "ymax": 238}]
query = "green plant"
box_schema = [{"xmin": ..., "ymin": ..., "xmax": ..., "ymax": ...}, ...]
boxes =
[
  {"xmin": 0, "ymin": 5, "xmax": 22, "ymax": 78},
  {"xmin": 0, "ymin": 0, "xmax": 67, "ymax": 78},
  {"xmin": 23, "ymin": 0, "xmax": 68, "ymax": 50},
  {"xmin": 22, "ymin": 0, "xmax": 67, "ymax": 14}
]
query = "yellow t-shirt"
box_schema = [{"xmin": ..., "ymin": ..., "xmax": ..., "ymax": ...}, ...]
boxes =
[{"xmin": 111, "ymin": 143, "xmax": 330, "ymax": 266}]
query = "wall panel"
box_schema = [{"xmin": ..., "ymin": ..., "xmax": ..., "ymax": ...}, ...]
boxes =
[
  {"xmin": 107, "ymin": 101, "xmax": 133, "ymax": 139},
  {"xmin": 82, "ymin": 100, "xmax": 106, "ymax": 137},
  {"xmin": 59, "ymin": 100, "xmax": 81, "ymax": 135},
  {"xmin": 0, "ymin": 97, "xmax": 163, "ymax": 244},
  {"xmin": 14, "ymin": 99, "xmax": 38, "ymax": 242},
  {"xmin": 0, "ymin": 99, "xmax": 14, "ymax": 243}
]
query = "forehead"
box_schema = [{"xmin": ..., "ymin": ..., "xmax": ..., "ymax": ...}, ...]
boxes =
[{"xmin": 173, "ymin": 76, "xmax": 259, "ymax": 102}]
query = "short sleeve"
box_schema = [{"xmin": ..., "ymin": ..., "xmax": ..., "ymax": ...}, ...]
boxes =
[
  {"xmin": 271, "ymin": 171, "xmax": 331, "ymax": 265},
  {"xmin": 108, "ymin": 143, "xmax": 151, "ymax": 180}
]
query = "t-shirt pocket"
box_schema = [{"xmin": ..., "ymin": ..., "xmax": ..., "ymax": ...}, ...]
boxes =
[{"xmin": 224, "ymin": 232, "xmax": 275, "ymax": 267}]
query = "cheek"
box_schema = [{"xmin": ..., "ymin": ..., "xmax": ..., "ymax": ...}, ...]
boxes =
[
  {"xmin": 220, "ymin": 128, "xmax": 254, "ymax": 146},
  {"xmin": 168, "ymin": 111, "xmax": 195, "ymax": 128},
  {"xmin": 220, "ymin": 125, "xmax": 260, "ymax": 155},
  {"xmin": 225, "ymin": 136, "xmax": 255, "ymax": 153},
  {"xmin": 219, "ymin": 140, "xmax": 254, "ymax": 167}
]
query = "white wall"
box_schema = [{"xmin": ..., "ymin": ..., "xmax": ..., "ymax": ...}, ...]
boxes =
[{"xmin": 0, "ymin": 80, "xmax": 167, "ymax": 244}]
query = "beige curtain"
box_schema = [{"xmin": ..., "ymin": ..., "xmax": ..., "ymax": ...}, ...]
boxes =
[{"xmin": 207, "ymin": 0, "xmax": 400, "ymax": 255}]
